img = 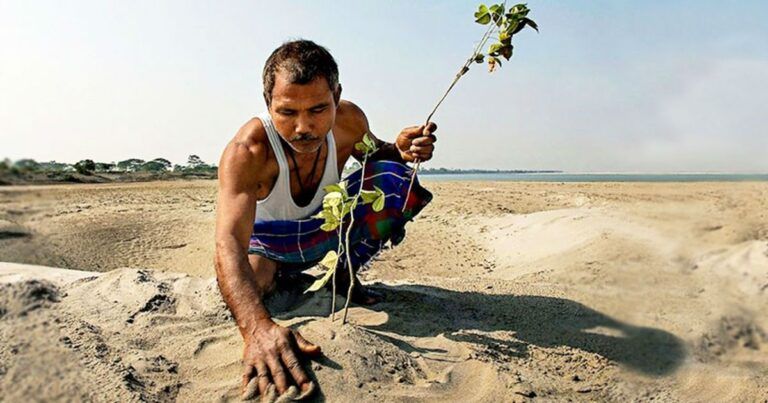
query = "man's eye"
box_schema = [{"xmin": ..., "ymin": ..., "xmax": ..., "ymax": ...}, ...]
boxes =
[
  {"xmin": 280, "ymin": 111, "xmax": 295, "ymax": 116},
  {"xmin": 311, "ymin": 108, "xmax": 326, "ymax": 114}
]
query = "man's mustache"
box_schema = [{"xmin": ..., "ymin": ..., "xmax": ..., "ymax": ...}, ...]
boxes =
[{"xmin": 289, "ymin": 133, "xmax": 320, "ymax": 142}]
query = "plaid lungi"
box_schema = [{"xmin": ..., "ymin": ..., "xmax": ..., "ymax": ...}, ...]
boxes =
[{"xmin": 248, "ymin": 160, "xmax": 432, "ymax": 272}]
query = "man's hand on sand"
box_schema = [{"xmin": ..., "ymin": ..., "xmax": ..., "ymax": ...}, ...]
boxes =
[
  {"xmin": 241, "ymin": 319, "xmax": 320, "ymax": 400},
  {"xmin": 396, "ymin": 122, "xmax": 437, "ymax": 162}
]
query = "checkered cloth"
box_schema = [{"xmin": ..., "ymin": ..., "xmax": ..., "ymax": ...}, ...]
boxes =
[{"xmin": 248, "ymin": 160, "xmax": 432, "ymax": 272}]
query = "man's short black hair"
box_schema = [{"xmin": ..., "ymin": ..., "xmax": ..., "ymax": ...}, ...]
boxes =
[{"xmin": 262, "ymin": 39, "xmax": 339, "ymax": 106}]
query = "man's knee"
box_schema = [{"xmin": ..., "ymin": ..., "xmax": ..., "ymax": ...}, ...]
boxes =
[{"xmin": 247, "ymin": 254, "xmax": 279, "ymax": 293}]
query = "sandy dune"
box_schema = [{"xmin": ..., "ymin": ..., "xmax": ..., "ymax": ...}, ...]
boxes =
[{"xmin": 1, "ymin": 180, "xmax": 767, "ymax": 401}]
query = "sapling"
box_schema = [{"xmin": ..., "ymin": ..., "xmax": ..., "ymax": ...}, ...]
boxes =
[
  {"xmin": 402, "ymin": 2, "xmax": 538, "ymax": 210},
  {"xmin": 305, "ymin": 133, "xmax": 385, "ymax": 323},
  {"xmin": 307, "ymin": 2, "xmax": 537, "ymax": 324}
]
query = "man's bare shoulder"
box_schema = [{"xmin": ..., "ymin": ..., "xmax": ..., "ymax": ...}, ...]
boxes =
[
  {"xmin": 219, "ymin": 118, "xmax": 272, "ymax": 189},
  {"xmin": 335, "ymin": 100, "xmax": 369, "ymax": 142},
  {"xmin": 232, "ymin": 117, "xmax": 270, "ymax": 157}
]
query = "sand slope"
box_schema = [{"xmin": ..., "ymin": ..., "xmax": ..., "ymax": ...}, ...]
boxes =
[
  {"xmin": 1, "ymin": 180, "xmax": 768, "ymax": 401},
  {"xmin": 0, "ymin": 264, "xmax": 687, "ymax": 402}
]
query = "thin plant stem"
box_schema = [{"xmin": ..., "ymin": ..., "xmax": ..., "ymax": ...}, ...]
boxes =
[
  {"xmin": 424, "ymin": 16, "xmax": 497, "ymax": 125},
  {"xmin": 402, "ymin": 14, "xmax": 501, "ymax": 212},
  {"xmin": 342, "ymin": 152, "xmax": 369, "ymax": 324},
  {"xmin": 330, "ymin": 203, "xmax": 344, "ymax": 321},
  {"xmin": 342, "ymin": 224, "xmax": 354, "ymax": 324}
]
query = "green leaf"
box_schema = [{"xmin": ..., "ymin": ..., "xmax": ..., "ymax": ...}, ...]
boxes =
[
  {"xmin": 304, "ymin": 268, "xmax": 334, "ymax": 293},
  {"xmin": 474, "ymin": 53, "xmax": 485, "ymax": 64},
  {"xmin": 488, "ymin": 43, "xmax": 503, "ymax": 55},
  {"xmin": 509, "ymin": 4, "xmax": 529, "ymax": 16},
  {"xmin": 372, "ymin": 194, "xmax": 385, "ymax": 212},
  {"xmin": 313, "ymin": 210, "xmax": 333, "ymax": 222},
  {"xmin": 474, "ymin": 4, "xmax": 489, "ymax": 18},
  {"xmin": 511, "ymin": 22, "xmax": 525, "ymax": 35},
  {"xmin": 323, "ymin": 183, "xmax": 340, "ymax": 193},
  {"xmin": 323, "ymin": 182, "xmax": 347, "ymax": 198},
  {"xmin": 489, "ymin": 4, "xmax": 505, "ymax": 26},
  {"xmin": 372, "ymin": 185, "xmax": 386, "ymax": 212},
  {"xmin": 311, "ymin": 211, "xmax": 325, "ymax": 219},
  {"xmin": 500, "ymin": 44, "xmax": 513, "ymax": 60},
  {"xmin": 504, "ymin": 19, "xmax": 518, "ymax": 35},
  {"xmin": 362, "ymin": 133, "xmax": 376, "ymax": 151},
  {"xmin": 524, "ymin": 17, "xmax": 539, "ymax": 32},
  {"xmin": 304, "ymin": 253, "xmax": 338, "ymax": 293},
  {"xmin": 324, "ymin": 191, "xmax": 342, "ymax": 207},
  {"xmin": 354, "ymin": 133, "xmax": 378, "ymax": 155},
  {"xmin": 319, "ymin": 250, "xmax": 339, "ymax": 269},
  {"xmin": 320, "ymin": 221, "xmax": 338, "ymax": 232},
  {"xmin": 474, "ymin": 4, "xmax": 491, "ymax": 25},
  {"xmin": 360, "ymin": 189, "xmax": 379, "ymax": 203}
]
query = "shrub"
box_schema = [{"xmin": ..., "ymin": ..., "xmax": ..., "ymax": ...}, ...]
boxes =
[{"xmin": 74, "ymin": 159, "xmax": 96, "ymax": 175}]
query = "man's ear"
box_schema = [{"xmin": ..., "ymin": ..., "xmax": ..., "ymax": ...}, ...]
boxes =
[{"xmin": 333, "ymin": 84, "xmax": 342, "ymax": 107}]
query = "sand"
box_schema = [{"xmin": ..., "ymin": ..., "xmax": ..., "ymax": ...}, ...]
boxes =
[{"xmin": 1, "ymin": 180, "xmax": 767, "ymax": 402}]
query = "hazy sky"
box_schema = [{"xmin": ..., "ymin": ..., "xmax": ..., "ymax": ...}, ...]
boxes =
[{"xmin": 2, "ymin": 1, "xmax": 767, "ymax": 172}]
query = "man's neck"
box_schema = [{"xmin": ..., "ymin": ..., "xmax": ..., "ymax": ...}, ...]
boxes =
[{"xmin": 280, "ymin": 137, "xmax": 326, "ymax": 164}]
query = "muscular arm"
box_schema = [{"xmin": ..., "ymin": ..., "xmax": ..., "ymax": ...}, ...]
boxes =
[
  {"xmin": 214, "ymin": 139, "xmax": 271, "ymax": 337},
  {"xmin": 340, "ymin": 101, "xmax": 436, "ymax": 164},
  {"xmin": 215, "ymin": 122, "xmax": 319, "ymax": 399}
]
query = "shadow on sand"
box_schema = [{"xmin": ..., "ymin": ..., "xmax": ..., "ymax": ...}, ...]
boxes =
[
  {"xmin": 359, "ymin": 283, "xmax": 686, "ymax": 376},
  {"xmin": 0, "ymin": 230, "xmax": 29, "ymax": 240}
]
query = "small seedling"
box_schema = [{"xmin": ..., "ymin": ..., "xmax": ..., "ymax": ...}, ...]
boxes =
[{"xmin": 306, "ymin": 133, "xmax": 384, "ymax": 323}]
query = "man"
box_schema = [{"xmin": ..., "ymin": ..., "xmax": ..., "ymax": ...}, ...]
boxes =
[{"xmin": 214, "ymin": 40, "xmax": 436, "ymax": 399}]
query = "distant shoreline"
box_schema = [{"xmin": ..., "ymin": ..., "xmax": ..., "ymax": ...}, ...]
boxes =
[
  {"xmin": 420, "ymin": 172, "xmax": 768, "ymax": 183},
  {"xmin": 419, "ymin": 169, "xmax": 562, "ymax": 175}
]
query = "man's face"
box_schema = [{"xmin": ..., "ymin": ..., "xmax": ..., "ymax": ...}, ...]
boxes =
[{"xmin": 268, "ymin": 70, "xmax": 340, "ymax": 154}]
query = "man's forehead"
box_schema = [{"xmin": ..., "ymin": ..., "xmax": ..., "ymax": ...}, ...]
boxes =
[{"xmin": 271, "ymin": 72, "xmax": 333, "ymax": 106}]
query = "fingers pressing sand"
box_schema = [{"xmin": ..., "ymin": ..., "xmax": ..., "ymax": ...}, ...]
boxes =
[{"xmin": 241, "ymin": 374, "xmax": 315, "ymax": 401}]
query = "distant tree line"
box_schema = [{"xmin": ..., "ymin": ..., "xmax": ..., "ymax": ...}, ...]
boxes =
[{"xmin": 0, "ymin": 155, "xmax": 217, "ymax": 179}]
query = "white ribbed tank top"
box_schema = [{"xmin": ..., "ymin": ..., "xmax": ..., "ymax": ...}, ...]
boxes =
[{"xmin": 255, "ymin": 111, "xmax": 339, "ymax": 221}]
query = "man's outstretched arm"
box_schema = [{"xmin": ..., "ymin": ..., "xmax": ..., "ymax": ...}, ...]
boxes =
[{"xmin": 214, "ymin": 134, "xmax": 319, "ymax": 399}]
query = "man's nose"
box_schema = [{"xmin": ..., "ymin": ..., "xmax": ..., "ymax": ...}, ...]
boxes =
[{"xmin": 295, "ymin": 113, "xmax": 313, "ymax": 134}]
